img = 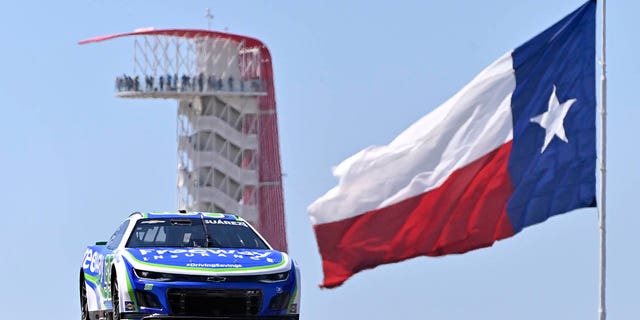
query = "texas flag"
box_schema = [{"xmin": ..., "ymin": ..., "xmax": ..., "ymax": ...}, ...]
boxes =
[{"xmin": 308, "ymin": 0, "xmax": 596, "ymax": 288}]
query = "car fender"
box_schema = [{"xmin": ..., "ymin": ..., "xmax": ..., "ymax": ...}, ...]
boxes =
[
  {"xmin": 81, "ymin": 268, "xmax": 101, "ymax": 312},
  {"xmin": 82, "ymin": 246, "xmax": 112, "ymax": 311},
  {"xmin": 112, "ymin": 251, "xmax": 139, "ymax": 313},
  {"xmin": 287, "ymin": 260, "xmax": 302, "ymax": 315}
]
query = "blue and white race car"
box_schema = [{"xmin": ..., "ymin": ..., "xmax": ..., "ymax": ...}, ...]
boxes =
[{"xmin": 80, "ymin": 211, "xmax": 300, "ymax": 320}]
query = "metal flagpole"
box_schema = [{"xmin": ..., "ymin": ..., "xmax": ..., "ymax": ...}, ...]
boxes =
[{"xmin": 598, "ymin": 0, "xmax": 607, "ymax": 319}]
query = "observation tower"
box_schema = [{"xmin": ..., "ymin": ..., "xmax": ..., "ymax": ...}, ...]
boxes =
[{"xmin": 80, "ymin": 28, "xmax": 288, "ymax": 251}]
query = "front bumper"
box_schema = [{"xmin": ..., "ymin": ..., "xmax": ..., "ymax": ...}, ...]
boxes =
[
  {"xmin": 140, "ymin": 315, "xmax": 299, "ymax": 320},
  {"xmin": 122, "ymin": 263, "xmax": 299, "ymax": 319}
]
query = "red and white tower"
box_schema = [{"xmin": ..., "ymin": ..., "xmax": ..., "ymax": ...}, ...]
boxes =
[{"xmin": 80, "ymin": 28, "xmax": 288, "ymax": 251}]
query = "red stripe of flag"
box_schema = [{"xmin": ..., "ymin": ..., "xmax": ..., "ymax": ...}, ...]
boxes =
[{"xmin": 314, "ymin": 142, "xmax": 515, "ymax": 288}]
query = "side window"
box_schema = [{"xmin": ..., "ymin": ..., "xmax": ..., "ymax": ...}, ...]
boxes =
[{"xmin": 107, "ymin": 220, "xmax": 130, "ymax": 250}]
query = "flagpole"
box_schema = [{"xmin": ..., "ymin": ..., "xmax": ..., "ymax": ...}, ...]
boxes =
[{"xmin": 598, "ymin": 0, "xmax": 607, "ymax": 319}]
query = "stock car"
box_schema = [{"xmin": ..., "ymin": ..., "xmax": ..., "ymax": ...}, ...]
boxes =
[{"xmin": 80, "ymin": 211, "xmax": 300, "ymax": 320}]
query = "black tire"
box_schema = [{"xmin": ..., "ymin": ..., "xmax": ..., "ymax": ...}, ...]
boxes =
[
  {"xmin": 80, "ymin": 273, "xmax": 90, "ymax": 320},
  {"xmin": 111, "ymin": 276, "xmax": 121, "ymax": 320}
]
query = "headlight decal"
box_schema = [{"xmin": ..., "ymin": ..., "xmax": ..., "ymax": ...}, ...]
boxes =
[
  {"xmin": 133, "ymin": 269, "xmax": 175, "ymax": 281},
  {"xmin": 257, "ymin": 271, "xmax": 290, "ymax": 283}
]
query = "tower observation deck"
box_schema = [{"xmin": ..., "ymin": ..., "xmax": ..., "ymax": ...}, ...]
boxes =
[{"xmin": 80, "ymin": 28, "xmax": 288, "ymax": 251}]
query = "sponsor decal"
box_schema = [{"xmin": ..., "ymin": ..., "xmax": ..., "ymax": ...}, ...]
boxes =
[
  {"xmin": 127, "ymin": 250, "xmax": 287, "ymax": 272},
  {"xmin": 137, "ymin": 248, "xmax": 274, "ymax": 261},
  {"xmin": 144, "ymin": 284, "xmax": 153, "ymax": 291},
  {"xmin": 125, "ymin": 301, "xmax": 135, "ymax": 311},
  {"xmin": 82, "ymin": 249, "xmax": 92, "ymax": 269},
  {"xmin": 82, "ymin": 249, "xmax": 105, "ymax": 274},
  {"xmin": 82, "ymin": 249, "xmax": 115, "ymax": 285}
]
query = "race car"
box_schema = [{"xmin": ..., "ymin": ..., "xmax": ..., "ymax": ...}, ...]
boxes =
[{"xmin": 80, "ymin": 211, "xmax": 300, "ymax": 320}]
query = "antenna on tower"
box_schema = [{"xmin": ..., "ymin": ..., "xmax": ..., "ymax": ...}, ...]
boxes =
[{"xmin": 205, "ymin": 8, "xmax": 214, "ymax": 30}]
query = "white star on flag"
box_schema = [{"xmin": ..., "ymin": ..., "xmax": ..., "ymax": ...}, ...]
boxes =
[{"xmin": 530, "ymin": 85, "xmax": 577, "ymax": 153}]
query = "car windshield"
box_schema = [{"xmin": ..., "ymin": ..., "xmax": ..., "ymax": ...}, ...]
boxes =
[{"xmin": 126, "ymin": 218, "xmax": 269, "ymax": 249}]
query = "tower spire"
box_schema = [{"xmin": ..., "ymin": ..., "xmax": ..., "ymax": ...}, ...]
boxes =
[{"xmin": 205, "ymin": 8, "xmax": 214, "ymax": 30}]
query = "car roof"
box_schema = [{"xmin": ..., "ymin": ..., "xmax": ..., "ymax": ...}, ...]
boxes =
[{"xmin": 130, "ymin": 212, "xmax": 243, "ymax": 221}]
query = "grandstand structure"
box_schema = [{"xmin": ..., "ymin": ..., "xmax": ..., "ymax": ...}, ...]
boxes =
[{"xmin": 80, "ymin": 28, "xmax": 288, "ymax": 251}]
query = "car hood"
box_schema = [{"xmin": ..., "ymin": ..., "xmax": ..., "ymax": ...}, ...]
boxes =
[{"xmin": 123, "ymin": 247, "xmax": 291, "ymax": 276}]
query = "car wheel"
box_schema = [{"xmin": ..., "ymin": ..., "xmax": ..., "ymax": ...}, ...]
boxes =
[
  {"xmin": 80, "ymin": 274, "xmax": 90, "ymax": 320},
  {"xmin": 111, "ymin": 276, "xmax": 121, "ymax": 320}
]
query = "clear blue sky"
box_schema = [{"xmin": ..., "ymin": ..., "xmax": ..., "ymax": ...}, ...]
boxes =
[{"xmin": 0, "ymin": 0, "xmax": 637, "ymax": 319}]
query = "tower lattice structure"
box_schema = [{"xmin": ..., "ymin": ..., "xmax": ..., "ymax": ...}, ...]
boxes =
[{"xmin": 80, "ymin": 29, "xmax": 288, "ymax": 251}]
